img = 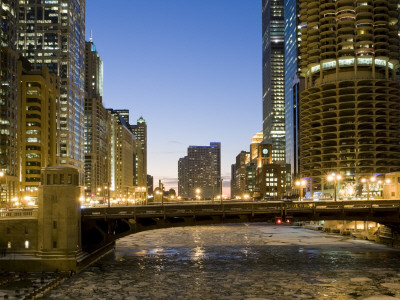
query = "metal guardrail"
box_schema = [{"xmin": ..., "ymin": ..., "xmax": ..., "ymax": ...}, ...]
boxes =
[{"xmin": 81, "ymin": 199, "xmax": 400, "ymax": 219}]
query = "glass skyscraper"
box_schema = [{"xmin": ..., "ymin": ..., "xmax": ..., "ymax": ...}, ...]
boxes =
[
  {"xmin": 262, "ymin": 0, "xmax": 286, "ymax": 163},
  {"xmin": 284, "ymin": 0, "xmax": 301, "ymax": 178},
  {"xmin": 0, "ymin": 0, "xmax": 18, "ymax": 205},
  {"xmin": 18, "ymin": 0, "xmax": 86, "ymax": 173}
]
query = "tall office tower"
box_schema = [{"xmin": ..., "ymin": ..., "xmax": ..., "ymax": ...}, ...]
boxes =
[
  {"xmin": 0, "ymin": 0, "xmax": 18, "ymax": 206},
  {"xmin": 284, "ymin": 0, "xmax": 303, "ymax": 179},
  {"xmin": 131, "ymin": 117, "xmax": 147, "ymax": 187},
  {"xmin": 230, "ymin": 164, "xmax": 236, "ymax": 199},
  {"xmin": 178, "ymin": 142, "xmax": 221, "ymax": 199},
  {"xmin": 18, "ymin": 0, "xmax": 86, "ymax": 173},
  {"xmin": 299, "ymin": 0, "xmax": 400, "ymax": 193},
  {"xmin": 18, "ymin": 62, "xmax": 58, "ymax": 203},
  {"xmin": 178, "ymin": 156, "xmax": 189, "ymax": 198},
  {"xmin": 83, "ymin": 39, "xmax": 111, "ymax": 198},
  {"xmin": 108, "ymin": 110, "xmax": 136, "ymax": 198},
  {"xmin": 262, "ymin": 0, "xmax": 286, "ymax": 163},
  {"xmin": 235, "ymin": 151, "xmax": 250, "ymax": 198},
  {"xmin": 85, "ymin": 39, "xmax": 103, "ymax": 99}
]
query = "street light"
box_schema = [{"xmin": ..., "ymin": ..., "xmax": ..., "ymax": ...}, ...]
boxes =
[
  {"xmin": 295, "ymin": 179, "xmax": 306, "ymax": 201},
  {"xmin": 327, "ymin": 173, "xmax": 342, "ymax": 201},
  {"xmin": 195, "ymin": 188, "xmax": 201, "ymax": 201},
  {"xmin": 361, "ymin": 176, "xmax": 376, "ymax": 201}
]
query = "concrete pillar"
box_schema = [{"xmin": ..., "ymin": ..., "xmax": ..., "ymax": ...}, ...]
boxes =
[{"xmin": 37, "ymin": 167, "xmax": 81, "ymax": 258}]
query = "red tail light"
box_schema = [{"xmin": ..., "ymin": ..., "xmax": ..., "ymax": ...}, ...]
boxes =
[{"xmin": 276, "ymin": 218, "xmax": 282, "ymax": 224}]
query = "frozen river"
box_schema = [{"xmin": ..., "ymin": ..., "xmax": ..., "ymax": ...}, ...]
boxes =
[{"xmin": 43, "ymin": 224, "xmax": 400, "ymax": 299}]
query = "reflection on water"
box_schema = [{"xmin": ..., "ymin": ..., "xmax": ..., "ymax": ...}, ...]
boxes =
[{"xmin": 43, "ymin": 224, "xmax": 400, "ymax": 300}]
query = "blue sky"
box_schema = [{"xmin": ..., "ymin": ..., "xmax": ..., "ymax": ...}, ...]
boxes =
[{"xmin": 85, "ymin": 0, "xmax": 262, "ymax": 195}]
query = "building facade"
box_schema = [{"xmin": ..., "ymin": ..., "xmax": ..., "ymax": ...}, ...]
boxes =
[
  {"xmin": 235, "ymin": 151, "xmax": 250, "ymax": 198},
  {"xmin": 178, "ymin": 142, "xmax": 221, "ymax": 199},
  {"xmin": 131, "ymin": 117, "xmax": 147, "ymax": 187},
  {"xmin": 18, "ymin": 62, "xmax": 58, "ymax": 204},
  {"xmin": 299, "ymin": 0, "xmax": 400, "ymax": 194},
  {"xmin": 109, "ymin": 110, "xmax": 136, "ymax": 200},
  {"xmin": 262, "ymin": 0, "xmax": 286, "ymax": 163},
  {"xmin": 83, "ymin": 39, "xmax": 111, "ymax": 199},
  {"xmin": 0, "ymin": 0, "xmax": 19, "ymax": 206},
  {"xmin": 284, "ymin": 0, "xmax": 303, "ymax": 179},
  {"xmin": 178, "ymin": 156, "xmax": 189, "ymax": 198},
  {"xmin": 18, "ymin": 0, "xmax": 86, "ymax": 173}
]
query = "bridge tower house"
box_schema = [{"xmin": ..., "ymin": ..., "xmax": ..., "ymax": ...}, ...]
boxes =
[{"xmin": 37, "ymin": 166, "xmax": 82, "ymax": 262}]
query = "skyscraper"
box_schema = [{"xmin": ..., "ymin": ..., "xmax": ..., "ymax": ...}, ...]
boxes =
[
  {"xmin": 178, "ymin": 142, "xmax": 221, "ymax": 199},
  {"xmin": 18, "ymin": 0, "xmax": 86, "ymax": 173},
  {"xmin": 108, "ymin": 110, "xmax": 136, "ymax": 198},
  {"xmin": 299, "ymin": 0, "xmax": 400, "ymax": 193},
  {"xmin": 0, "ymin": 0, "xmax": 18, "ymax": 206},
  {"xmin": 84, "ymin": 39, "xmax": 111, "ymax": 197},
  {"xmin": 284, "ymin": 0, "xmax": 302, "ymax": 179},
  {"xmin": 262, "ymin": 0, "xmax": 286, "ymax": 163},
  {"xmin": 131, "ymin": 117, "xmax": 147, "ymax": 187}
]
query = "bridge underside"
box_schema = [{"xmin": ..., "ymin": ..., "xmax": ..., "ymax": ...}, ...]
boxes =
[
  {"xmin": 81, "ymin": 207, "xmax": 400, "ymax": 252},
  {"xmin": 81, "ymin": 214, "xmax": 272, "ymax": 252}
]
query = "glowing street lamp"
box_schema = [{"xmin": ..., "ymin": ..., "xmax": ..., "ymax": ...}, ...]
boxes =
[
  {"xmin": 327, "ymin": 173, "xmax": 342, "ymax": 201},
  {"xmin": 295, "ymin": 179, "xmax": 306, "ymax": 201},
  {"xmin": 195, "ymin": 188, "xmax": 201, "ymax": 201},
  {"xmin": 361, "ymin": 176, "xmax": 376, "ymax": 201}
]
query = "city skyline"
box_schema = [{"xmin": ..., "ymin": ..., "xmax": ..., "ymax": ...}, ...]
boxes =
[{"xmin": 85, "ymin": 0, "xmax": 262, "ymax": 194}]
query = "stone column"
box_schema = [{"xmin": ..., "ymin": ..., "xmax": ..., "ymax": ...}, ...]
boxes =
[{"xmin": 37, "ymin": 166, "xmax": 81, "ymax": 258}]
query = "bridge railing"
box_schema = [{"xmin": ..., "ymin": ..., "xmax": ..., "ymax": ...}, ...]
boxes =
[{"xmin": 81, "ymin": 199, "xmax": 400, "ymax": 219}]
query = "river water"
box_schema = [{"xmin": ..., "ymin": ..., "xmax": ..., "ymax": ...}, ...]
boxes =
[{"xmin": 43, "ymin": 224, "xmax": 400, "ymax": 299}]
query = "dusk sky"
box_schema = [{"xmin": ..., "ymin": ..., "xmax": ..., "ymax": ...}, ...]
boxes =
[{"xmin": 85, "ymin": 1, "xmax": 262, "ymax": 195}]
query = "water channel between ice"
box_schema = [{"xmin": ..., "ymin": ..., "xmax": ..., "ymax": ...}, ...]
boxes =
[{"xmin": 43, "ymin": 224, "xmax": 400, "ymax": 299}]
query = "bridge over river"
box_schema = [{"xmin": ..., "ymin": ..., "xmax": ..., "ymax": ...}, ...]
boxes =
[{"xmin": 80, "ymin": 199, "xmax": 400, "ymax": 252}]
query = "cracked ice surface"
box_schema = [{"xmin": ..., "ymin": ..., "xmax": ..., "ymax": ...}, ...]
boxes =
[{"xmin": 43, "ymin": 224, "xmax": 400, "ymax": 299}]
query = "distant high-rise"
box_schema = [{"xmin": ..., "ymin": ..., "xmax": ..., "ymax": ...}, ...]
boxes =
[
  {"xmin": 235, "ymin": 151, "xmax": 250, "ymax": 198},
  {"xmin": 108, "ymin": 110, "xmax": 136, "ymax": 198},
  {"xmin": 178, "ymin": 156, "xmax": 189, "ymax": 198},
  {"xmin": 262, "ymin": 0, "xmax": 286, "ymax": 163},
  {"xmin": 84, "ymin": 39, "xmax": 110, "ymax": 197},
  {"xmin": 178, "ymin": 142, "xmax": 221, "ymax": 199},
  {"xmin": 18, "ymin": 0, "xmax": 86, "ymax": 172},
  {"xmin": 0, "ymin": 0, "xmax": 18, "ymax": 205},
  {"xmin": 85, "ymin": 38, "xmax": 103, "ymax": 100},
  {"xmin": 131, "ymin": 117, "xmax": 147, "ymax": 187},
  {"xmin": 299, "ymin": 0, "xmax": 400, "ymax": 192},
  {"xmin": 230, "ymin": 164, "xmax": 237, "ymax": 199}
]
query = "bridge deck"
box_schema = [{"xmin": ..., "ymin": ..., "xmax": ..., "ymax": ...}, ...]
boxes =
[{"xmin": 80, "ymin": 200, "xmax": 400, "ymax": 220}]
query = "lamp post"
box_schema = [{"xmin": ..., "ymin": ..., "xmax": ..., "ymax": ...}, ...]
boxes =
[
  {"xmin": 195, "ymin": 188, "xmax": 201, "ymax": 201},
  {"xmin": 361, "ymin": 176, "xmax": 376, "ymax": 201},
  {"xmin": 106, "ymin": 183, "xmax": 110, "ymax": 208},
  {"xmin": 327, "ymin": 173, "xmax": 342, "ymax": 201},
  {"xmin": 295, "ymin": 179, "xmax": 306, "ymax": 201}
]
